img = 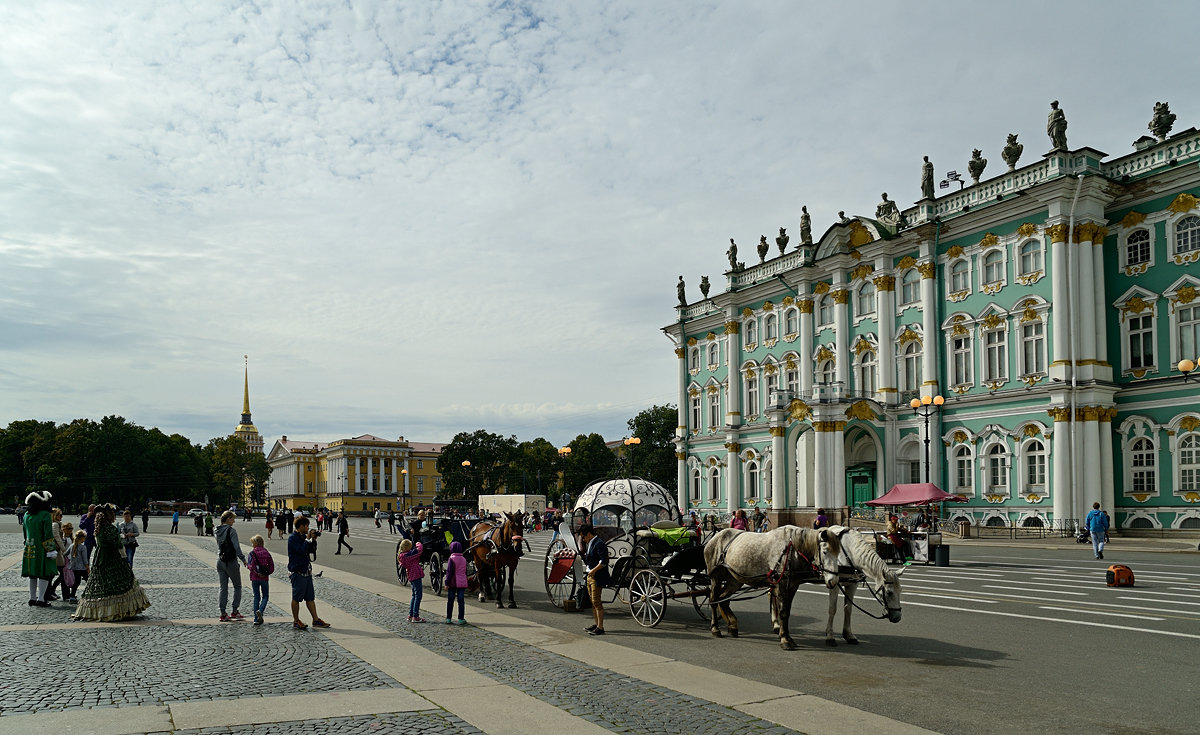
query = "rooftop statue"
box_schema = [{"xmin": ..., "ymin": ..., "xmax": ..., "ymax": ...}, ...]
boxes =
[
  {"xmin": 677, "ymin": 275, "xmax": 687, "ymax": 307},
  {"xmin": 1047, "ymin": 100, "xmax": 1068, "ymax": 151},
  {"xmin": 776, "ymin": 227, "xmax": 789, "ymax": 255},
  {"xmin": 1150, "ymin": 101, "xmax": 1176, "ymax": 142},
  {"xmin": 967, "ymin": 149, "xmax": 987, "ymax": 184},
  {"xmin": 875, "ymin": 192, "xmax": 901, "ymax": 227},
  {"xmin": 838, "ymin": 211, "xmax": 850, "ymax": 224},
  {"xmin": 920, "ymin": 155, "xmax": 935, "ymax": 200},
  {"xmin": 700, "ymin": 275, "xmax": 710, "ymax": 300},
  {"xmin": 757, "ymin": 235, "xmax": 769, "ymax": 264},
  {"xmin": 727, "ymin": 238, "xmax": 744, "ymax": 272},
  {"xmin": 799, "ymin": 206, "xmax": 813, "ymax": 245},
  {"xmin": 1002, "ymin": 133, "xmax": 1023, "ymax": 171}
]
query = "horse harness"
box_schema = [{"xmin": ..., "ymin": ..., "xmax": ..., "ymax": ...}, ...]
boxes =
[
  {"xmin": 827, "ymin": 527, "xmax": 899, "ymax": 621},
  {"xmin": 709, "ymin": 533, "xmax": 832, "ymax": 606}
]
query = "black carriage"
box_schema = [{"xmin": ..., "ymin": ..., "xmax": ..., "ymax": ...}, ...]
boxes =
[
  {"xmin": 396, "ymin": 516, "xmax": 475, "ymax": 596},
  {"xmin": 543, "ymin": 477, "xmax": 710, "ymax": 627}
]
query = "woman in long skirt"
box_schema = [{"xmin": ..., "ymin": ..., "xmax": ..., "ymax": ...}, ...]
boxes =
[{"xmin": 74, "ymin": 504, "xmax": 151, "ymax": 622}]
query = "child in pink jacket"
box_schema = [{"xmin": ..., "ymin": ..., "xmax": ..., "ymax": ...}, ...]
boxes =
[
  {"xmin": 398, "ymin": 539, "xmax": 425, "ymax": 622},
  {"xmin": 444, "ymin": 541, "xmax": 468, "ymax": 625},
  {"xmin": 246, "ymin": 535, "xmax": 274, "ymax": 625}
]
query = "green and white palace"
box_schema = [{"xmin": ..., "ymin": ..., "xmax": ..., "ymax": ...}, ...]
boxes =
[{"xmin": 665, "ymin": 102, "xmax": 1200, "ymax": 532}]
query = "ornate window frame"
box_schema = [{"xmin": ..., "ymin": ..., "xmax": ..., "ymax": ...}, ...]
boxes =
[
  {"xmin": 949, "ymin": 442, "xmax": 976, "ymax": 498},
  {"xmin": 946, "ymin": 257, "xmax": 972, "ymax": 302},
  {"xmin": 1170, "ymin": 212, "xmax": 1200, "ymax": 263},
  {"xmin": 817, "ymin": 294, "xmax": 834, "ymax": 327},
  {"xmin": 707, "ymin": 340, "xmax": 720, "ymax": 370},
  {"xmin": 1166, "ymin": 413, "xmax": 1200, "ymax": 502},
  {"xmin": 742, "ymin": 361, "xmax": 760, "ymax": 421},
  {"xmin": 1018, "ymin": 436, "xmax": 1048, "ymax": 501},
  {"xmin": 855, "ymin": 281, "xmax": 877, "ymax": 322},
  {"xmin": 942, "ymin": 312, "xmax": 976, "ymax": 393},
  {"xmin": 896, "ymin": 327, "xmax": 923, "ymax": 395},
  {"xmin": 980, "ymin": 248, "xmax": 1008, "ymax": 295},
  {"xmin": 1016, "ymin": 238, "xmax": 1045, "ymax": 284},
  {"xmin": 688, "ymin": 346, "xmax": 700, "ymax": 373},
  {"xmin": 1123, "ymin": 228, "xmax": 1154, "ymax": 273},
  {"xmin": 763, "ymin": 313, "xmax": 779, "ymax": 346},
  {"xmin": 1118, "ymin": 415, "xmax": 1160, "ymax": 501},
  {"xmin": 1113, "ymin": 286, "xmax": 1160, "ymax": 378},
  {"xmin": 978, "ymin": 308, "xmax": 1009, "ymax": 389},
  {"xmin": 980, "ymin": 436, "xmax": 1011, "ymax": 502},
  {"xmin": 1164, "ymin": 276, "xmax": 1200, "ymax": 367},
  {"xmin": 743, "ymin": 316, "xmax": 758, "ymax": 352},
  {"xmin": 855, "ymin": 347, "xmax": 878, "ymax": 395},
  {"xmin": 783, "ymin": 307, "xmax": 799, "ymax": 342},
  {"xmin": 708, "ymin": 466, "xmax": 722, "ymax": 503},
  {"xmin": 898, "ymin": 268, "xmax": 921, "ymax": 310},
  {"xmin": 705, "ymin": 380, "xmax": 723, "ymax": 432}
]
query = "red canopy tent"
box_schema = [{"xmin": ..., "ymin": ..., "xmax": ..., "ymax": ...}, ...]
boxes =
[{"xmin": 865, "ymin": 483, "xmax": 967, "ymax": 506}]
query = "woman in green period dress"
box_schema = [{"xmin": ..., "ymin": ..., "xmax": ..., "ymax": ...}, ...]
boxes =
[
  {"xmin": 22, "ymin": 491, "xmax": 58, "ymax": 606},
  {"xmin": 73, "ymin": 504, "xmax": 150, "ymax": 621}
]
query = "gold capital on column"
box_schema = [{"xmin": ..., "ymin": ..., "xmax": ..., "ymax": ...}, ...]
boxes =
[
  {"xmin": 918, "ymin": 262, "xmax": 937, "ymax": 279},
  {"xmin": 1073, "ymin": 222, "xmax": 1098, "ymax": 243},
  {"xmin": 675, "ymin": 452, "xmax": 687, "ymax": 460},
  {"xmin": 724, "ymin": 321, "xmax": 740, "ymax": 335},
  {"xmin": 768, "ymin": 426, "xmax": 786, "ymax": 437},
  {"xmin": 675, "ymin": 347, "xmax": 686, "ymax": 358},
  {"xmin": 724, "ymin": 442, "xmax": 741, "ymax": 453},
  {"xmin": 831, "ymin": 289, "xmax": 849, "ymax": 305},
  {"xmin": 797, "ymin": 298, "xmax": 814, "ymax": 314},
  {"xmin": 872, "ymin": 274, "xmax": 896, "ymax": 291},
  {"xmin": 1047, "ymin": 224, "xmax": 1070, "ymax": 243}
]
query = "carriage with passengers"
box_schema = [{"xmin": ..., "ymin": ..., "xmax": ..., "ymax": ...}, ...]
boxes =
[{"xmin": 542, "ymin": 477, "xmax": 714, "ymax": 627}]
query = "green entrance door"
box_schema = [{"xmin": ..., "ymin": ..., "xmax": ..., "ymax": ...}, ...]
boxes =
[{"xmin": 846, "ymin": 466, "xmax": 875, "ymax": 509}]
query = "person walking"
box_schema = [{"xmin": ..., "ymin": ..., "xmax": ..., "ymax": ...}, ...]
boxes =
[
  {"xmin": 73, "ymin": 504, "xmax": 151, "ymax": 621},
  {"xmin": 47, "ymin": 508, "xmax": 68, "ymax": 601},
  {"xmin": 118, "ymin": 510, "xmax": 140, "ymax": 567},
  {"xmin": 141, "ymin": 507, "xmax": 150, "ymax": 533},
  {"xmin": 374, "ymin": 508, "xmax": 382, "ymax": 528},
  {"xmin": 335, "ymin": 512, "xmax": 353, "ymax": 555},
  {"xmin": 265, "ymin": 509, "xmax": 275, "ymax": 539},
  {"xmin": 246, "ymin": 534, "xmax": 274, "ymax": 625},
  {"xmin": 216, "ymin": 510, "xmax": 247, "ymax": 621},
  {"xmin": 388, "ymin": 511, "xmax": 397, "ymax": 534},
  {"xmin": 730, "ymin": 509, "xmax": 749, "ymax": 531},
  {"xmin": 443, "ymin": 541, "xmax": 467, "ymax": 625},
  {"xmin": 578, "ymin": 523, "xmax": 609, "ymax": 635},
  {"xmin": 398, "ymin": 538, "xmax": 425, "ymax": 622},
  {"xmin": 65, "ymin": 530, "xmax": 90, "ymax": 603},
  {"xmin": 194, "ymin": 512, "xmax": 204, "ymax": 535},
  {"xmin": 79, "ymin": 504, "xmax": 97, "ymax": 555},
  {"xmin": 1085, "ymin": 502, "xmax": 1110, "ymax": 560},
  {"xmin": 22, "ymin": 491, "xmax": 57, "ymax": 607},
  {"xmin": 170, "ymin": 510, "xmax": 180, "ymax": 534},
  {"xmin": 204, "ymin": 512, "xmax": 215, "ymax": 536},
  {"xmin": 287, "ymin": 515, "xmax": 330, "ymax": 630}
]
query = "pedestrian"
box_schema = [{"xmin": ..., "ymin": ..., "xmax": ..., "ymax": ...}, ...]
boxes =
[
  {"xmin": 443, "ymin": 541, "xmax": 467, "ymax": 625},
  {"xmin": 335, "ymin": 512, "xmax": 353, "ymax": 555},
  {"xmin": 374, "ymin": 508, "xmax": 382, "ymax": 528},
  {"xmin": 194, "ymin": 512, "xmax": 204, "ymax": 536},
  {"xmin": 246, "ymin": 534, "xmax": 274, "ymax": 625},
  {"xmin": 752, "ymin": 508, "xmax": 766, "ymax": 533},
  {"xmin": 325, "ymin": 510, "xmax": 333, "ymax": 532},
  {"xmin": 549, "ymin": 511, "xmax": 563, "ymax": 544},
  {"xmin": 398, "ymin": 538, "xmax": 425, "ymax": 622},
  {"xmin": 22, "ymin": 491, "xmax": 57, "ymax": 607},
  {"xmin": 1085, "ymin": 502, "xmax": 1110, "ymax": 560},
  {"xmin": 48, "ymin": 507, "xmax": 68, "ymax": 601},
  {"xmin": 813, "ymin": 508, "xmax": 829, "ymax": 529},
  {"xmin": 73, "ymin": 503, "xmax": 151, "ymax": 621},
  {"xmin": 141, "ymin": 507, "xmax": 150, "ymax": 533},
  {"xmin": 265, "ymin": 509, "xmax": 275, "ymax": 539},
  {"xmin": 118, "ymin": 510, "xmax": 140, "ymax": 567},
  {"xmin": 216, "ymin": 510, "xmax": 247, "ymax": 621},
  {"xmin": 205, "ymin": 512, "xmax": 215, "ymax": 536},
  {"xmin": 287, "ymin": 515, "xmax": 330, "ymax": 630},
  {"xmin": 388, "ymin": 511, "xmax": 397, "ymax": 534},
  {"xmin": 65, "ymin": 530, "xmax": 90, "ymax": 603},
  {"xmin": 80, "ymin": 504, "xmax": 97, "ymax": 555},
  {"xmin": 170, "ymin": 510, "xmax": 180, "ymax": 534},
  {"xmin": 730, "ymin": 509, "xmax": 749, "ymax": 531},
  {"xmin": 578, "ymin": 523, "xmax": 608, "ymax": 635}
]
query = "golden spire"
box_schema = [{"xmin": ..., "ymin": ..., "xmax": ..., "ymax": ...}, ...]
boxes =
[{"xmin": 242, "ymin": 355, "xmax": 251, "ymax": 415}]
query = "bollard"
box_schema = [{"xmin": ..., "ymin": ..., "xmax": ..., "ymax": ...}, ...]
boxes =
[{"xmin": 934, "ymin": 544, "xmax": 950, "ymax": 567}]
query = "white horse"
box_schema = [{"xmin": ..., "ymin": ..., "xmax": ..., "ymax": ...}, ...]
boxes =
[
  {"xmin": 817, "ymin": 525, "xmax": 904, "ymax": 646},
  {"xmin": 704, "ymin": 525, "xmax": 841, "ymax": 650}
]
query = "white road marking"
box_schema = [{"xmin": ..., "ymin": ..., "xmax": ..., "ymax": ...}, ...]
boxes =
[
  {"xmin": 982, "ymin": 584, "xmax": 1087, "ymax": 596},
  {"xmin": 1117, "ymin": 596, "xmax": 1200, "ymax": 607},
  {"xmin": 1038, "ymin": 606, "xmax": 1164, "ymax": 621},
  {"xmin": 903, "ymin": 601, "xmax": 1200, "ymax": 640},
  {"xmin": 905, "ymin": 592, "xmax": 997, "ymax": 604},
  {"xmin": 1119, "ymin": 589, "xmax": 1200, "ymax": 599}
]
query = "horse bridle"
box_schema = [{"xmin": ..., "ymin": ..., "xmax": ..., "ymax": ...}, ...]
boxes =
[{"xmin": 828, "ymin": 529, "xmax": 900, "ymax": 621}]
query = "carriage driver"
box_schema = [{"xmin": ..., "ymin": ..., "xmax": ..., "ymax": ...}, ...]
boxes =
[{"xmin": 578, "ymin": 524, "xmax": 608, "ymax": 636}]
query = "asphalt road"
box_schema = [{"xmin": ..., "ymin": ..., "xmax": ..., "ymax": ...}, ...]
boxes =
[{"xmin": 10, "ymin": 514, "xmax": 1197, "ymax": 735}]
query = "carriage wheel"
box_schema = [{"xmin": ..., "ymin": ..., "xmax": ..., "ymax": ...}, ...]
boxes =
[
  {"xmin": 544, "ymin": 541, "xmax": 577, "ymax": 609},
  {"xmin": 629, "ymin": 569, "xmax": 667, "ymax": 628},
  {"xmin": 429, "ymin": 554, "xmax": 445, "ymax": 596},
  {"xmin": 395, "ymin": 541, "xmax": 409, "ymax": 586},
  {"xmin": 688, "ymin": 580, "xmax": 710, "ymax": 620}
]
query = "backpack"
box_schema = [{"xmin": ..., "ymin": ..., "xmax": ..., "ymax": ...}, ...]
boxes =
[
  {"xmin": 250, "ymin": 548, "xmax": 271, "ymax": 576},
  {"xmin": 218, "ymin": 533, "xmax": 238, "ymax": 563}
]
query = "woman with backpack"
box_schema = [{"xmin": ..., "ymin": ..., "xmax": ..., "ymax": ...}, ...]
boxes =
[{"xmin": 215, "ymin": 510, "xmax": 247, "ymax": 621}]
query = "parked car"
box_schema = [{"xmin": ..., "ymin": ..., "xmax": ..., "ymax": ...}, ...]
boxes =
[
  {"xmin": 187, "ymin": 508, "xmax": 207, "ymax": 518},
  {"xmin": 0, "ymin": 507, "xmax": 13, "ymax": 514}
]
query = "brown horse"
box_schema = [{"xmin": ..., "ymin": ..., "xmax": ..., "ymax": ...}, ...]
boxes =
[{"xmin": 468, "ymin": 511, "xmax": 525, "ymax": 608}]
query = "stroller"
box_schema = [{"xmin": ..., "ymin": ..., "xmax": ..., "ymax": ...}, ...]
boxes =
[{"xmin": 1075, "ymin": 528, "xmax": 1090, "ymax": 544}]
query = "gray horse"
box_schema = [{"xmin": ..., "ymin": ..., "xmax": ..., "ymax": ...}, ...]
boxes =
[
  {"xmin": 704, "ymin": 525, "xmax": 840, "ymax": 650},
  {"xmin": 818, "ymin": 526, "xmax": 904, "ymax": 646}
]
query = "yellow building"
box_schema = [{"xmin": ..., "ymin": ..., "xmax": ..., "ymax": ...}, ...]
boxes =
[{"xmin": 265, "ymin": 434, "xmax": 443, "ymax": 514}]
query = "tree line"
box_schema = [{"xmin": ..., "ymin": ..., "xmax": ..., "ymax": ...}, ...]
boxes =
[
  {"xmin": 0, "ymin": 416, "xmax": 269, "ymax": 513},
  {"xmin": 435, "ymin": 404, "xmax": 678, "ymax": 503}
]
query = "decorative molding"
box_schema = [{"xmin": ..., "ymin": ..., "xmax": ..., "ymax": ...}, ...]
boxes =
[
  {"xmin": 706, "ymin": 332, "xmax": 717, "ymax": 341},
  {"xmin": 1124, "ymin": 263, "xmax": 1149, "ymax": 277},
  {"xmin": 849, "ymin": 221, "xmax": 874, "ymax": 248},
  {"xmin": 1123, "ymin": 296, "xmax": 1151, "ymax": 316},
  {"xmin": 1047, "ymin": 407, "xmax": 1071, "ymax": 422},
  {"xmin": 768, "ymin": 427, "xmax": 786, "ymax": 437},
  {"xmin": 1094, "ymin": 226, "xmax": 1109, "ymax": 243},
  {"xmin": 788, "ymin": 399, "xmax": 812, "ymax": 422},
  {"xmin": 981, "ymin": 313, "xmax": 1005, "ymax": 330},
  {"xmin": 1020, "ymin": 374, "xmax": 1045, "ymax": 387},
  {"xmin": 744, "ymin": 367, "xmax": 757, "ymax": 378},
  {"xmin": 797, "ymin": 298, "xmax": 814, "ymax": 314},
  {"xmin": 1016, "ymin": 270, "xmax": 1044, "ymax": 286},
  {"xmin": 782, "ymin": 296, "xmax": 795, "ymax": 306},
  {"xmin": 744, "ymin": 342, "xmax": 758, "ymax": 352},
  {"xmin": 812, "ymin": 420, "xmax": 848, "ymax": 433},
  {"xmin": 782, "ymin": 332, "xmax": 798, "ymax": 343},
  {"xmin": 1074, "ymin": 222, "xmax": 1098, "ymax": 243},
  {"xmin": 764, "ymin": 363, "xmax": 778, "ymax": 375},
  {"xmin": 952, "ymin": 430, "xmax": 968, "ymax": 444},
  {"xmin": 845, "ymin": 400, "xmax": 877, "ymax": 422},
  {"xmin": 897, "ymin": 255, "xmax": 917, "ymax": 270},
  {"xmin": 831, "ymin": 289, "xmax": 849, "ymax": 305},
  {"xmin": 762, "ymin": 300, "xmax": 775, "ymax": 312},
  {"xmin": 1181, "ymin": 416, "xmax": 1200, "ymax": 433},
  {"xmin": 1047, "ymin": 223, "xmax": 1070, "ymax": 243},
  {"xmin": 675, "ymin": 452, "xmax": 687, "ymax": 460},
  {"xmin": 1174, "ymin": 250, "xmax": 1200, "ymax": 266},
  {"xmin": 763, "ymin": 338, "xmax": 778, "ymax": 349},
  {"xmin": 918, "ymin": 262, "xmax": 937, "ymax": 279},
  {"xmin": 1167, "ymin": 192, "xmax": 1198, "ymax": 215},
  {"xmin": 724, "ymin": 321, "xmax": 740, "ymax": 335},
  {"xmin": 784, "ymin": 357, "xmax": 797, "ymax": 370},
  {"xmin": 1174, "ymin": 285, "xmax": 1197, "ymax": 305},
  {"xmin": 742, "ymin": 307, "xmax": 753, "ymax": 317},
  {"xmin": 707, "ymin": 385, "xmax": 720, "ymax": 394},
  {"xmin": 675, "ymin": 348, "xmax": 686, "ymax": 359},
  {"xmin": 946, "ymin": 244, "xmax": 965, "ymax": 259},
  {"xmin": 979, "ymin": 233, "xmax": 999, "ymax": 249},
  {"xmin": 982, "ymin": 282, "xmax": 1004, "ymax": 295},
  {"xmin": 724, "ymin": 442, "xmax": 741, "ymax": 453},
  {"xmin": 948, "ymin": 290, "xmax": 970, "ymax": 303},
  {"xmin": 815, "ymin": 346, "xmax": 835, "ymax": 363},
  {"xmin": 689, "ymin": 387, "xmax": 700, "ymax": 397},
  {"xmin": 850, "ymin": 263, "xmax": 874, "ymax": 281},
  {"xmin": 873, "ymin": 274, "xmax": 896, "ymax": 291},
  {"xmin": 897, "ymin": 328, "xmax": 923, "ymax": 346},
  {"xmin": 813, "ymin": 281, "xmax": 831, "ymax": 295},
  {"xmin": 1017, "ymin": 223, "xmax": 1039, "ymax": 238},
  {"xmin": 687, "ymin": 337, "xmax": 697, "ymax": 347},
  {"xmin": 1120, "ymin": 210, "xmax": 1146, "ymax": 229}
]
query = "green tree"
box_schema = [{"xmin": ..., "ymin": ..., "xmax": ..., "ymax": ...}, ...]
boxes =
[
  {"xmin": 245, "ymin": 452, "xmax": 271, "ymax": 506},
  {"xmin": 627, "ymin": 404, "xmax": 678, "ymax": 492},
  {"xmin": 435, "ymin": 429, "xmax": 518, "ymax": 501},
  {"xmin": 204, "ymin": 435, "xmax": 252, "ymax": 509},
  {"xmin": 561, "ymin": 433, "xmax": 615, "ymax": 498},
  {"xmin": 511, "ymin": 437, "xmax": 561, "ymax": 498}
]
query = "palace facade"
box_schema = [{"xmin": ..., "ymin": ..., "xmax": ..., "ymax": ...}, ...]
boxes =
[
  {"xmin": 665, "ymin": 104, "xmax": 1200, "ymax": 531},
  {"xmin": 266, "ymin": 434, "xmax": 444, "ymax": 514}
]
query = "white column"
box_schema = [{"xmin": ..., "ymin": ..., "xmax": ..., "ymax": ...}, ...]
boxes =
[
  {"xmin": 812, "ymin": 429, "xmax": 828, "ymax": 509},
  {"xmin": 676, "ymin": 345, "xmax": 689, "ymax": 436},
  {"xmin": 771, "ymin": 428, "xmax": 786, "ymax": 510},
  {"xmin": 1076, "ymin": 227, "xmax": 1098, "ymax": 363},
  {"xmin": 726, "ymin": 440, "xmax": 741, "ymax": 515},
  {"xmin": 1049, "ymin": 226, "xmax": 1071, "ymax": 379},
  {"xmin": 1052, "ymin": 414, "xmax": 1072, "ymax": 524},
  {"xmin": 366, "ymin": 455, "xmax": 373, "ymax": 497},
  {"xmin": 676, "ymin": 447, "xmax": 688, "ymax": 514},
  {"xmin": 1099, "ymin": 411, "xmax": 1115, "ymax": 515},
  {"xmin": 833, "ymin": 279, "xmax": 850, "ymax": 389},
  {"xmin": 919, "ymin": 261, "xmax": 939, "ymax": 396},
  {"xmin": 828, "ymin": 424, "xmax": 846, "ymax": 511},
  {"xmin": 799, "ymin": 297, "xmax": 814, "ymax": 396},
  {"xmin": 392, "ymin": 456, "xmax": 399, "ymax": 497},
  {"xmin": 726, "ymin": 312, "xmax": 743, "ymax": 428},
  {"xmin": 1092, "ymin": 230, "xmax": 1110, "ymax": 371},
  {"xmin": 875, "ymin": 269, "xmax": 896, "ymax": 404},
  {"xmin": 1082, "ymin": 412, "xmax": 1101, "ymax": 514},
  {"xmin": 403, "ymin": 458, "xmax": 411, "ymax": 500}
]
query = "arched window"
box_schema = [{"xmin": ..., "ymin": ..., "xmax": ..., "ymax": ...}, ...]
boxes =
[
  {"xmin": 746, "ymin": 376, "xmax": 760, "ymax": 416},
  {"xmin": 954, "ymin": 446, "xmax": 974, "ymax": 494},
  {"xmin": 901, "ymin": 269, "xmax": 920, "ymax": 305},
  {"xmin": 1125, "ymin": 229, "xmax": 1150, "ymax": 266},
  {"xmin": 707, "ymin": 342, "xmax": 719, "ymax": 367},
  {"xmin": 745, "ymin": 461, "xmax": 760, "ymax": 500},
  {"xmin": 708, "ymin": 468, "xmax": 721, "ymax": 501},
  {"xmin": 982, "ymin": 251, "xmax": 1004, "ymax": 285},
  {"xmin": 1175, "ymin": 215, "xmax": 1200, "ymax": 255},
  {"xmin": 902, "ymin": 341, "xmax": 922, "ymax": 393},
  {"xmin": 1131, "ymin": 438, "xmax": 1156, "ymax": 494},
  {"xmin": 1023, "ymin": 440, "xmax": 1046, "ymax": 493},
  {"xmin": 1019, "ymin": 240, "xmax": 1042, "ymax": 275},
  {"xmin": 688, "ymin": 347, "xmax": 699, "ymax": 371},
  {"xmin": 816, "ymin": 359, "xmax": 835, "ymax": 385},
  {"xmin": 857, "ymin": 282, "xmax": 876, "ymax": 316},
  {"xmin": 1180, "ymin": 434, "xmax": 1200, "ymax": 494},
  {"xmin": 856, "ymin": 350, "xmax": 877, "ymax": 394},
  {"xmin": 950, "ymin": 260, "xmax": 969, "ymax": 292},
  {"xmin": 1178, "ymin": 304, "xmax": 1200, "ymax": 361},
  {"xmin": 744, "ymin": 319, "xmax": 758, "ymax": 348},
  {"xmin": 984, "ymin": 323, "xmax": 1007, "ymax": 381},
  {"xmin": 707, "ymin": 389, "xmax": 721, "ymax": 428},
  {"xmin": 784, "ymin": 308, "xmax": 798, "ymax": 335},
  {"xmin": 817, "ymin": 295, "xmax": 833, "ymax": 326},
  {"xmin": 764, "ymin": 313, "xmax": 778, "ymax": 341},
  {"xmin": 690, "ymin": 394, "xmax": 702, "ymax": 430},
  {"xmin": 690, "ymin": 469, "xmax": 702, "ymax": 502},
  {"xmin": 987, "ymin": 444, "xmax": 1009, "ymax": 494}
]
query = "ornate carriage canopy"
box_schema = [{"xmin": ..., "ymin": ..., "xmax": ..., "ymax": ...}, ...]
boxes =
[{"xmin": 573, "ymin": 477, "xmax": 678, "ymax": 532}]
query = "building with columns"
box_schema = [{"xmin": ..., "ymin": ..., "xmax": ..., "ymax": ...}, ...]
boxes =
[
  {"xmin": 266, "ymin": 434, "xmax": 443, "ymax": 514},
  {"xmin": 665, "ymin": 103, "xmax": 1200, "ymax": 531}
]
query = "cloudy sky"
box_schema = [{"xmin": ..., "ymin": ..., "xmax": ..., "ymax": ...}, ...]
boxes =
[{"xmin": 2, "ymin": 1, "xmax": 1195, "ymax": 449}]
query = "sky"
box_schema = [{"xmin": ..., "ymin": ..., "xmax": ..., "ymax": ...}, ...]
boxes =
[{"xmin": 3, "ymin": 1, "xmax": 1198, "ymax": 450}]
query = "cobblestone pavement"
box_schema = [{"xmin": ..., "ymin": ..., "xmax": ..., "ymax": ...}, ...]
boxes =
[
  {"xmin": 315, "ymin": 577, "xmax": 802, "ymax": 735},
  {"xmin": 0, "ymin": 623, "xmax": 399, "ymax": 715},
  {"xmin": 165, "ymin": 711, "xmax": 485, "ymax": 735}
]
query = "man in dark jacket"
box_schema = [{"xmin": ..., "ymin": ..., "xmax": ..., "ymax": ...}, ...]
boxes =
[
  {"xmin": 578, "ymin": 524, "xmax": 609, "ymax": 636},
  {"xmin": 335, "ymin": 512, "xmax": 353, "ymax": 555}
]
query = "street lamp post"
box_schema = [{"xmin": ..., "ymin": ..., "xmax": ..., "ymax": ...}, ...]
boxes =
[
  {"xmin": 461, "ymin": 460, "xmax": 472, "ymax": 499},
  {"xmin": 909, "ymin": 394, "xmax": 945, "ymax": 484},
  {"xmin": 557, "ymin": 446, "xmax": 572, "ymax": 509},
  {"xmin": 1179, "ymin": 358, "xmax": 1198, "ymax": 383}
]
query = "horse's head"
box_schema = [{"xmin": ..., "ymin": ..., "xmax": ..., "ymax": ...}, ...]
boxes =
[
  {"xmin": 499, "ymin": 512, "xmax": 525, "ymax": 557},
  {"xmin": 881, "ymin": 567, "xmax": 904, "ymax": 623},
  {"xmin": 815, "ymin": 527, "xmax": 843, "ymax": 588}
]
